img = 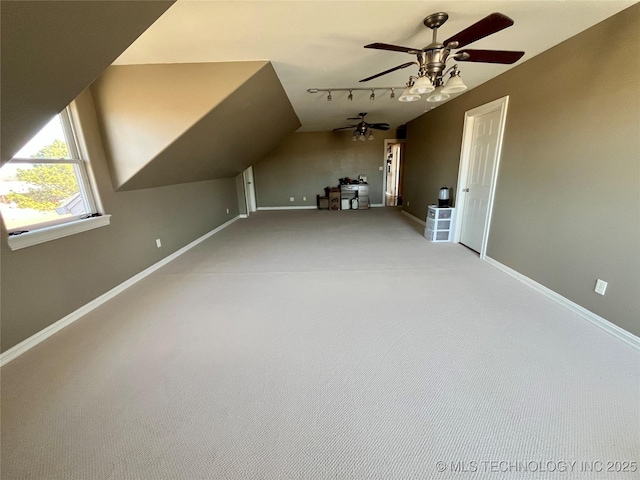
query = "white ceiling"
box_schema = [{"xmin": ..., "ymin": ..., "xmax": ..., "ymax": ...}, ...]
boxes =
[{"xmin": 114, "ymin": 0, "xmax": 636, "ymax": 132}]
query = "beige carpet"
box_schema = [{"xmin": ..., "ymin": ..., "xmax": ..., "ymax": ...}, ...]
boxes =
[{"xmin": 2, "ymin": 209, "xmax": 638, "ymax": 479}]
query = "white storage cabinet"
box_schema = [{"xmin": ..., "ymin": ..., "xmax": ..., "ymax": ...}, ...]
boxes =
[{"xmin": 424, "ymin": 206, "xmax": 455, "ymax": 242}]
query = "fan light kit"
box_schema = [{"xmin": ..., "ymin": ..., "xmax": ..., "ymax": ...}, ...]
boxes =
[{"xmin": 360, "ymin": 12, "xmax": 524, "ymax": 102}]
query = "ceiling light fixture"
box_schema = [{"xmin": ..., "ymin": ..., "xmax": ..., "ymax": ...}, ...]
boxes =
[
  {"xmin": 426, "ymin": 78, "xmax": 451, "ymax": 103},
  {"xmin": 398, "ymin": 80, "xmax": 421, "ymax": 102},
  {"xmin": 408, "ymin": 75, "xmax": 435, "ymax": 95},
  {"xmin": 359, "ymin": 12, "xmax": 525, "ymax": 105},
  {"xmin": 368, "ymin": 131, "xmax": 374, "ymax": 141},
  {"xmin": 441, "ymin": 65, "xmax": 467, "ymax": 94},
  {"xmin": 307, "ymin": 87, "xmax": 404, "ymax": 102}
]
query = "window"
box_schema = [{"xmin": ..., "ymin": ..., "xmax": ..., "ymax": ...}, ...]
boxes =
[{"xmin": 1, "ymin": 106, "xmax": 109, "ymax": 250}]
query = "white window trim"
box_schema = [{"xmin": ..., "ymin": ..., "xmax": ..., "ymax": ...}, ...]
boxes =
[
  {"xmin": 3, "ymin": 104, "xmax": 110, "ymax": 249},
  {"xmin": 7, "ymin": 214, "xmax": 111, "ymax": 250}
]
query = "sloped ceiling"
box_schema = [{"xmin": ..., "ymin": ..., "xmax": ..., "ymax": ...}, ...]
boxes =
[
  {"xmin": 113, "ymin": 1, "xmax": 637, "ymax": 133},
  {"xmin": 0, "ymin": 0, "xmax": 175, "ymax": 165},
  {"xmin": 91, "ymin": 62, "xmax": 300, "ymax": 190}
]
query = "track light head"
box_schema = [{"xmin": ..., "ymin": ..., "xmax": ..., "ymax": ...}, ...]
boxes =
[
  {"xmin": 327, "ymin": 90, "xmax": 332, "ymax": 101},
  {"xmin": 390, "ymin": 88, "xmax": 395, "ymax": 100},
  {"xmin": 370, "ymin": 89, "xmax": 375, "ymax": 101},
  {"xmin": 348, "ymin": 90, "xmax": 353, "ymax": 101}
]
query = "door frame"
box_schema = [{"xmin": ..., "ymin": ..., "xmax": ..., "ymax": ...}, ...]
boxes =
[
  {"xmin": 243, "ymin": 165, "xmax": 257, "ymax": 214},
  {"xmin": 453, "ymin": 96, "xmax": 509, "ymax": 259},
  {"xmin": 383, "ymin": 139, "xmax": 405, "ymax": 207}
]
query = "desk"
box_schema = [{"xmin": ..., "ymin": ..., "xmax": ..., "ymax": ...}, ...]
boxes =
[{"xmin": 340, "ymin": 184, "xmax": 369, "ymax": 209}]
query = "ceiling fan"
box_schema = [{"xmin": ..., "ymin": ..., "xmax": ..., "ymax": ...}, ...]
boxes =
[
  {"xmin": 360, "ymin": 12, "xmax": 524, "ymax": 102},
  {"xmin": 333, "ymin": 112, "xmax": 390, "ymax": 141}
]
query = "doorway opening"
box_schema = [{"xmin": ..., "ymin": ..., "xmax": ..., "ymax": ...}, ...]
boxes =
[
  {"xmin": 453, "ymin": 96, "xmax": 509, "ymax": 258},
  {"xmin": 384, "ymin": 140, "xmax": 404, "ymax": 207}
]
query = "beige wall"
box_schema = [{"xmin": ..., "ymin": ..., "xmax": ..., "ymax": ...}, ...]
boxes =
[
  {"xmin": 91, "ymin": 62, "xmax": 264, "ymax": 188},
  {"xmin": 253, "ymin": 131, "xmax": 396, "ymax": 207},
  {"xmin": 403, "ymin": 5, "xmax": 640, "ymax": 335},
  {"xmin": 92, "ymin": 62, "xmax": 300, "ymax": 191},
  {"xmin": 1, "ymin": 89, "xmax": 239, "ymax": 352}
]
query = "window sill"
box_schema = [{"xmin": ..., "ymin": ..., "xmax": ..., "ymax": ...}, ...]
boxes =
[{"xmin": 7, "ymin": 215, "xmax": 111, "ymax": 251}]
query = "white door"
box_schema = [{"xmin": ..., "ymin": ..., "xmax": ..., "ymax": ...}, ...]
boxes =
[
  {"xmin": 243, "ymin": 166, "xmax": 257, "ymax": 214},
  {"xmin": 459, "ymin": 108, "xmax": 502, "ymax": 252}
]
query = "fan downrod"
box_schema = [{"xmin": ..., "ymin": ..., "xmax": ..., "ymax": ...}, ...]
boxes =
[{"xmin": 423, "ymin": 12, "xmax": 448, "ymax": 30}]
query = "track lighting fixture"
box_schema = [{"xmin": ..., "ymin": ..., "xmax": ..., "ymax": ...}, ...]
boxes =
[{"xmin": 307, "ymin": 87, "xmax": 404, "ymax": 102}]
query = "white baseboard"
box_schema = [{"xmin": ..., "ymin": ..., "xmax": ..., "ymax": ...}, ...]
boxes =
[
  {"xmin": 1, "ymin": 215, "xmax": 245, "ymax": 367},
  {"xmin": 257, "ymin": 206, "xmax": 317, "ymax": 210},
  {"xmin": 259, "ymin": 205, "xmax": 386, "ymax": 210},
  {"xmin": 401, "ymin": 209, "xmax": 426, "ymax": 227},
  {"xmin": 484, "ymin": 256, "xmax": 640, "ymax": 351},
  {"xmin": 239, "ymin": 214, "xmax": 248, "ymax": 218}
]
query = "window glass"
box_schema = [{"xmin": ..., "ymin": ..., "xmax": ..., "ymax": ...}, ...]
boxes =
[
  {"xmin": 0, "ymin": 109, "xmax": 97, "ymax": 233},
  {"xmin": 14, "ymin": 115, "xmax": 72, "ymax": 159}
]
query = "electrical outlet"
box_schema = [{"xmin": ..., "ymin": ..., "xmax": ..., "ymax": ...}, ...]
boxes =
[
  {"xmin": 594, "ymin": 279, "xmax": 608, "ymax": 295},
  {"xmin": 290, "ymin": 197, "xmax": 294, "ymax": 202},
  {"xmin": 156, "ymin": 239, "xmax": 162, "ymax": 248},
  {"xmin": 303, "ymin": 196, "xmax": 306, "ymax": 201},
  {"xmin": 379, "ymin": 166, "xmax": 383, "ymax": 171},
  {"xmin": 226, "ymin": 208, "xmax": 230, "ymax": 214}
]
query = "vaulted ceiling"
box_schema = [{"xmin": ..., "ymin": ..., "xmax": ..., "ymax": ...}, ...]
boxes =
[
  {"xmin": 114, "ymin": 1, "xmax": 637, "ymax": 132},
  {"xmin": 2, "ymin": 0, "xmax": 635, "ymax": 190}
]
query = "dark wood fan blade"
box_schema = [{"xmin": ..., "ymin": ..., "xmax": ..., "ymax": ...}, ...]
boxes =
[
  {"xmin": 365, "ymin": 42, "xmax": 421, "ymax": 54},
  {"xmin": 369, "ymin": 123, "xmax": 390, "ymax": 130},
  {"xmin": 444, "ymin": 13, "xmax": 514, "ymax": 48},
  {"xmin": 332, "ymin": 126, "xmax": 356, "ymax": 131},
  {"xmin": 359, "ymin": 62, "xmax": 416, "ymax": 82},
  {"xmin": 456, "ymin": 49, "xmax": 524, "ymax": 64}
]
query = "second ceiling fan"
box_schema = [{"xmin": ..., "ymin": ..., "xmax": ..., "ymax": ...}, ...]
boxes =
[
  {"xmin": 360, "ymin": 12, "xmax": 525, "ymax": 101},
  {"xmin": 333, "ymin": 112, "xmax": 390, "ymax": 141}
]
